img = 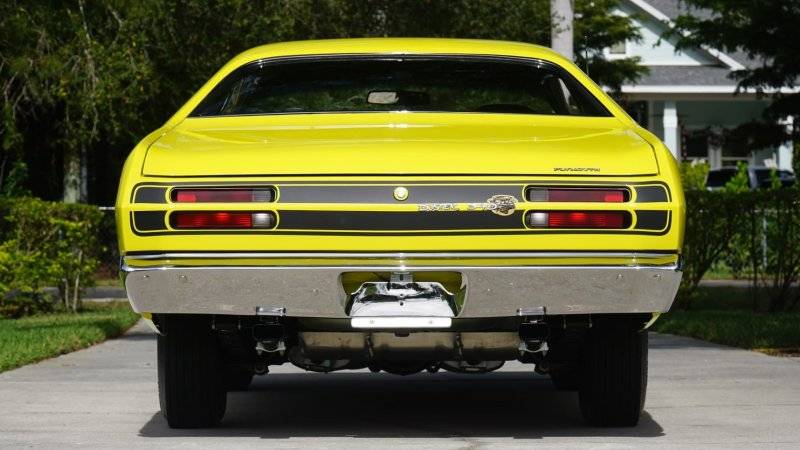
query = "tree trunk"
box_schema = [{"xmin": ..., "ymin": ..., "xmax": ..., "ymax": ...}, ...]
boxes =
[
  {"xmin": 63, "ymin": 148, "xmax": 87, "ymax": 203},
  {"xmin": 550, "ymin": 0, "xmax": 574, "ymax": 61},
  {"xmin": 72, "ymin": 250, "xmax": 83, "ymax": 312}
]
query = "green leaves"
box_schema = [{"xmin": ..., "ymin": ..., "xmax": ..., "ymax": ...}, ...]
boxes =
[
  {"xmin": 680, "ymin": 190, "xmax": 750, "ymax": 307},
  {"xmin": 574, "ymin": 0, "xmax": 647, "ymax": 92},
  {"xmin": 680, "ymin": 187, "xmax": 800, "ymax": 313},
  {"xmin": 722, "ymin": 162, "xmax": 751, "ymax": 193},
  {"xmin": 0, "ymin": 198, "xmax": 103, "ymax": 317},
  {"xmin": 679, "ymin": 161, "xmax": 710, "ymax": 191},
  {"xmin": 670, "ymin": 1, "xmax": 799, "ymax": 143}
]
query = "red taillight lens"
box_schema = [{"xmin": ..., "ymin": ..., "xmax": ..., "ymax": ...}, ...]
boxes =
[
  {"xmin": 528, "ymin": 188, "xmax": 627, "ymax": 203},
  {"xmin": 172, "ymin": 188, "xmax": 273, "ymax": 203},
  {"xmin": 171, "ymin": 211, "xmax": 275, "ymax": 229},
  {"xmin": 528, "ymin": 211, "xmax": 630, "ymax": 229}
]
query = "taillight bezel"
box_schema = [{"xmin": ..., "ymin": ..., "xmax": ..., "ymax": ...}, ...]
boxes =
[
  {"xmin": 169, "ymin": 211, "xmax": 277, "ymax": 230},
  {"xmin": 526, "ymin": 186, "xmax": 630, "ymax": 203},
  {"xmin": 170, "ymin": 187, "xmax": 276, "ymax": 203},
  {"xmin": 526, "ymin": 210, "xmax": 632, "ymax": 229}
]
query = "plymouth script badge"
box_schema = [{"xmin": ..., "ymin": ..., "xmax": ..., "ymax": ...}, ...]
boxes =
[{"xmin": 417, "ymin": 194, "xmax": 519, "ymax": 216}]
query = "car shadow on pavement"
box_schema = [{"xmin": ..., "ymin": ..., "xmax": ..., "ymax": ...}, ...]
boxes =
[{"xmin": 138, "ymin": 371, "xmax": 664, "ymax": 440}]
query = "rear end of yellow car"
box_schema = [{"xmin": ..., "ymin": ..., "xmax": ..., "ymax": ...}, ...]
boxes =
[{"xmin": 116, "ymin": 39, "xmax": 684, "ymax": 429}]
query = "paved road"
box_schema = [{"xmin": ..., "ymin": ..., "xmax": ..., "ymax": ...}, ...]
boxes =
[{"xmin": 1, "ymin": 322, "xmax": 799, "ymax": 449}]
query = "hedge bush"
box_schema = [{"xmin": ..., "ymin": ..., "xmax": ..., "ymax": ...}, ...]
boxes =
[
  {"xmin": 679, "ymin": 190, "xmax": 748, "ymax": 304},
  {"xmin": 680, "ymin": 187, "xmax": 800, "ymax": 312},
  {"xmin": 0, "ymin": 197, "xmax": 103, "ymax": 318}
]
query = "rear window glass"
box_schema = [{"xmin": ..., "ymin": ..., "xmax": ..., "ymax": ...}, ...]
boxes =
[{"xmin": 191, "ymin": 56, "xmax": 611, "ymax": 117}]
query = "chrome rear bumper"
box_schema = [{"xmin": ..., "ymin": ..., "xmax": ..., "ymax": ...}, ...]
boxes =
[{"xmin": 122, "ymin": 252, "xmax": 681, "ymax": 318}]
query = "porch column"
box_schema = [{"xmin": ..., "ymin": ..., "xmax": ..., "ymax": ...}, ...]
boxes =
[
  {"xmin": 777, "ymin": 116, "xmax": 794, "ymax": 171},
  {"xmin": 662, "ymin": 101, "xmax": 679, "ymax": 160}
]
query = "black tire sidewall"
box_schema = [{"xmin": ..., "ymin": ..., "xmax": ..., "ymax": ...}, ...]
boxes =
[
  {"xmin": 578, "ymin": 327, "xmax": 648, "ymax": 427},
  {"xmin": 157, "ymin": 315, "xmax": 227, "ymax": 428}
]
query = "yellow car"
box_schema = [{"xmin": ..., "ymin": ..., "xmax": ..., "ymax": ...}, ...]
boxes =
[{"xmin": 117, "ymin": 38, "xmax": 684, "ymax": 428}]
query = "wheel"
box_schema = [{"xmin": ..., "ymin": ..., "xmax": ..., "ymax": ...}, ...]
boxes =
[
  {"xmin": 549, "ymin": 369, "xmax": 579, "ymax": 391},
  {"xmin": 578, "ymin": 327, "xmax": 648, "ymax": 427},
  {"xmin": 225, "ymin": 368, "xmax": 255, "ymax": 391},
  {"xmin": 158, "ymin": 315, "xmax": 227, "ymax": 428}
]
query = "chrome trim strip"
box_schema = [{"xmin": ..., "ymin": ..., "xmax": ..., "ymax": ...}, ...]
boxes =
[
  {"xmin": 123, "ymin": 263, "xmax": 679, "ymax": 272},
  {"xmin": 124, "ymin": 251, "xmax": 676, "ymax": 261}
]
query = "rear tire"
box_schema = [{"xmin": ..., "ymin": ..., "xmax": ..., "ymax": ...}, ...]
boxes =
[
  {"xmin": 158, "ymin": 315, "xmax": 227, "ymax": 428},
  {"xmin": 578, "ymin": 327, "xmax": 648, "ymax": 427}
]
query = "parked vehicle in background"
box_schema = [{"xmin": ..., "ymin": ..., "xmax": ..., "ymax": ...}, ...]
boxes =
[
  {"xmin": 706, "ymin": 166, "xmax": 796, "ymax": 190},
  {"xmin": 116, "ymin": 38, "xmax": 685, "ymax": 429}
]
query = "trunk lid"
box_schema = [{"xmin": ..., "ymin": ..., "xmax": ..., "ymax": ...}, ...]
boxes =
[{"xmin": 143, "ymin": 113, "xmax": 658, "ymax": 177}]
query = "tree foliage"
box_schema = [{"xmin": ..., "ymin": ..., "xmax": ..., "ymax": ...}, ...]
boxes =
[
  {"xmin": 1, "ymin": 0, "xmax": 644, "ymax": 203},
  {"xmin": 670, "ymin": 0, "xmax": 800, "ymax": 146},
  {"xmin": 1, "ymin": 1, "xmax": 157, "ymax": 201},
  {"xmin": 0, "ymin": 197, "xmax": 103, "ymax": 317},
  {"xmin": 574, "ymin": 0, "xmax": 647, "ymax": 92}
]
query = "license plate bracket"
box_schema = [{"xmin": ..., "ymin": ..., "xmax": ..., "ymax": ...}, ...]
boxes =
[{"xmin": 347, "ymin": 278, "xmax": 458, "ymax": 329}]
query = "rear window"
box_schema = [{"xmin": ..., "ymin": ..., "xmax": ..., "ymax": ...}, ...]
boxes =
[{"xmin": 191, "ymin": 56, "xmax": 611, "ymax": 117}]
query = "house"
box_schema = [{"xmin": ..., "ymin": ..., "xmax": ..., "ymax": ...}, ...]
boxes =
[{"xmin": 607, "ymin": 0, "xmax": 794, "ymax": 171}]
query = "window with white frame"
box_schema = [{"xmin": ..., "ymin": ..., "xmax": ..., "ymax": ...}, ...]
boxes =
[{"xmin": 607, "ymin": 41, "xmax": 627, "ymax": 56}]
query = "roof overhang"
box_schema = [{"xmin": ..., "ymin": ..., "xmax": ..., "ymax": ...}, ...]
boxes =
[
  {"xmin": 626, "ymin": 0, "xmax": 746, "ymax": 71},
  {"xmin": 615, "ymin": 85, "xmax": 799, "ymax": 101}
]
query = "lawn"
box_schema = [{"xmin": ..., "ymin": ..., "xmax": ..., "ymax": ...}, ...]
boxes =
[
  {"xmin": 652, "ymin": 286, "xmax": 800, "ymax": 355},
  {"xmin": 0, "ymin": 302, "xmax": 139, "ymax": 372}
]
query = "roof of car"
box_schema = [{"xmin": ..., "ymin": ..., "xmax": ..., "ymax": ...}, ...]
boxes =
[{"xmin": 232, "ymin": 38, "xmax": 569, "ymax": 66}]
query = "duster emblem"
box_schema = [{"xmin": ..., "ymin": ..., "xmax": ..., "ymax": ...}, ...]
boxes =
[{"xmin": 486, "ymin": 194, "xmax": 518, "ymax": 216}]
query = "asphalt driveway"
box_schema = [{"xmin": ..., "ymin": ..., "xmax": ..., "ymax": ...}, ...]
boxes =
[{"xmin": 1, "ymin": 321, "xmax": 799, "ymax": 449}]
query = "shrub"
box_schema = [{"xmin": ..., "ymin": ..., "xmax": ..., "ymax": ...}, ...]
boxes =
[
  {"xmin": 757, "ymin": 188, "xmax": 800, "ymax": 312},
  {"xmin": 0, "ymin": 197, "xmax": 102, "ymax": 318},
  {"xmin": 679, "ymin": 161, "xmax": 709, "ymax": 191},
  {"xmin": 721, "ymin": 163, "xmax": 759, "ymax": 279},
  {"xmin": 678, "ymin": 190, "xmax": 749, "ymax": 308},
  {"xmin": 95, "ymin": 210, "xmax": 119, "ymax": 279},
  {"xmin": 678, "ymin": 187, "xmax": 800, "ymax": 312}
]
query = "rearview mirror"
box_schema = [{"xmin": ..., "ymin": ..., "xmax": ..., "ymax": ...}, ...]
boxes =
[{"xmin": 367, "ymin": 91, "xmax": 399, "ymax": 105}]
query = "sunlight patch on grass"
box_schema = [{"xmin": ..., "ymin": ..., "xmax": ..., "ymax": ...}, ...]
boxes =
[{"xmin": 0, "ymin": 302, "xmax": 139, "ymax": 372}]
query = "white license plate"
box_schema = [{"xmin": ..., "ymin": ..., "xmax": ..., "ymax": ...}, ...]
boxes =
[{"xmin": 350, "ymin": 317, "xmax": 452, "ymax": 329}]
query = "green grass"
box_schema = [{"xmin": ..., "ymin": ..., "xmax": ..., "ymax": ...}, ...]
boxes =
[
  {"xmin": 653, "ymin": 310, "xmax": 800, "ymax": 351},
  {"xmin": 682, "ymin": 286, "xmax": 766, "ymax": 310},
  {"xmin": 653, "ymin": 286, "xmax": 800, "ymax": 354},
  {"xmin": 703, "ymin": 265, "xmax": 737, "ymax": 280},
  {"xmin": 94, "ymin": 278, "xmax": 123, "ymax": 287},
  {"xmin": 0, "ymin": 302, "xmax": 139, "ymax": 372}
]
